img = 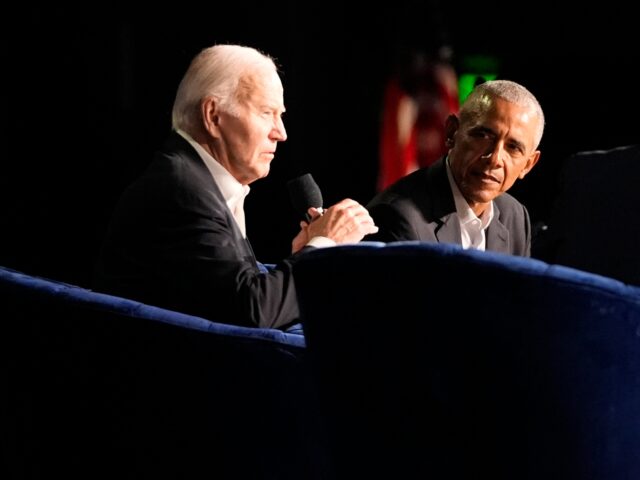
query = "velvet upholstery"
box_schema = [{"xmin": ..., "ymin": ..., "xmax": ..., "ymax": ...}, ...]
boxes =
[
  {"xmin": 294, "ymin": 242, "xmax": 640, "ymax": 479},
  {"xmin": 1, "ymin": 266, "xmax": 327, "ymax": 479}
]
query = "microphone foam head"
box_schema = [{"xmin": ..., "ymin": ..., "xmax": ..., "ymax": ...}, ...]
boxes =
[{"xmin": 287, "ymin": 173, "xmax": 323, "ymax": 218}]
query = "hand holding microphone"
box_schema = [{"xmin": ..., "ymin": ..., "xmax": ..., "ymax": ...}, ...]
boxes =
[
  {"xmin": 287, "ymin": 173, "xmax": 324, "ymax": 222},
  {"xmin": 287, "ymin": 173, "xmax": 378, "ymax": 252}
]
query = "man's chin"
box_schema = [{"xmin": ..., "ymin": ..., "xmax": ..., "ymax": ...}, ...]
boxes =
[
  {"xmin": 252, "ymin": 165, "xmax": 271, "ymax": 182},
  {"xmin": 467, "ymin": 189, "xmax": 499, "ymax": 206}
]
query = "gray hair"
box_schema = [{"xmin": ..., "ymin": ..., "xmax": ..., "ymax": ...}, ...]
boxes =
[
  {"xmin": 461, "ymin": 79, "xmax": 545, "ymax": 149},
  {"xmin": 171, "ymin": 44, "xmax": 277, "ymax": 134}
]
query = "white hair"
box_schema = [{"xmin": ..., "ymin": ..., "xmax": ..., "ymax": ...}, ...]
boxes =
[{"xmin": 171, "ymin": 44, "xmax": 277, "ymax": 134}]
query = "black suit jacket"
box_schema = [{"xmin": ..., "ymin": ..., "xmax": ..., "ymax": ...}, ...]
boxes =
[
  {"xmin": 366, "ymin": 158, "xmax": 532, "ymax": 256},
  {"xmin": 94, "ymin": 132, "xmax": 302, "ymax": 329}
]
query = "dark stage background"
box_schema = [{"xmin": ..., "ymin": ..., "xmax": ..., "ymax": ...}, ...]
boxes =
[{"xmin": 2, "ymin": 2, "xmax": 638, "ymax": 286}]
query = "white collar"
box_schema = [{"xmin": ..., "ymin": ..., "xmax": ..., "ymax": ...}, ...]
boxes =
[
  {"xmin": 176, "ymin": 129, "xmax": 250, "ymax": 206},
  {"xmin": 445, "ymin": 156, "xmax": 494, "ymax": 230}
]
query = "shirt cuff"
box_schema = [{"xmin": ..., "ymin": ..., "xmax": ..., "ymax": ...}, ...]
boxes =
[{"xmin": 306, "ymin": 236, "xmax": 337, "ymax": 248}]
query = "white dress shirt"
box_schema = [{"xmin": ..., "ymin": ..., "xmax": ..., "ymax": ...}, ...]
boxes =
[
  {"xmin": 445, "ymin": 158, "xmax": 494, "ymax": 250},
  {"xmin": 177, "ymin": 130, "xmax": 250, "ymax": 238},
  {"xmin": 176, "ymin": 129, "xmax": 334, "ymax": 248}
]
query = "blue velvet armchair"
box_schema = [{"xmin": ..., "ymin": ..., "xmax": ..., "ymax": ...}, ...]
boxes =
[
  {"xmin": 294, "ymin": 242, "xmax": 640, "ymax": 479},
  {"xmin": 1, "ymin": 265, "xmax": 327, "ymax": 479}
]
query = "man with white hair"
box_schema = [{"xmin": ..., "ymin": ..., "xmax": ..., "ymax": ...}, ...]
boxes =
[{"xmin": 95, "ymin": 44, "xmax": 378, "ymax": 329}]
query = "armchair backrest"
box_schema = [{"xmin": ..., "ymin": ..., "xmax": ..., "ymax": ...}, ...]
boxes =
[
  {"xmin": 533, "ymin": 144, "xmax": 640, "ymax": 285},
  {"xmin": 294, "ymin": 242, "xmax": 640, "ymax": 479}
]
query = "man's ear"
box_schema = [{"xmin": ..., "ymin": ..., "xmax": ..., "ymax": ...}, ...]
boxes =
[
  {"xmin": 444, "ymin": 114, "xmax": 459, "ymax": 147},
  {"xmin": 519, "ymin": 151, "xmax": 541, "ymax": 179},
  {"xmin": 201, "ymin": 97, "xmax": 221, "ymax": 138}
]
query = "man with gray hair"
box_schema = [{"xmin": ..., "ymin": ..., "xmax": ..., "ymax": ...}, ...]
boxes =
[
  {"xmin": 366, "ymin": 79, "xmax": 544, "ymax": 256},
  {"xmin": 95, "ymin": 44, "xmax": 377, "ymax": 329}
]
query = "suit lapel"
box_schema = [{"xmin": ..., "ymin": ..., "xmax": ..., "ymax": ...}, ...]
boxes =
[
  {"xmin": 486, "ymin": 202, "xmax": 510, "ymax": 253},
  {"xmin": 434, "ymin": 214, "xmax": 461, "ymax": 244},
  {"xmin": 166, "ymin": 132, "xmax": 257, "ymax": 264},
  {"xmin": 426, "ymin": 159, "xmax": 461, "ymax": 244}
]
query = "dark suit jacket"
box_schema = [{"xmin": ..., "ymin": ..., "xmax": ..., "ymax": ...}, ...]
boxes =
[
  {"xmin": 366, "ymin": 158, "xmax": 532, "ymax": 256},
  {"xmin": 94, "ymin": 132, "xmax": 302, "ymax": 329}
]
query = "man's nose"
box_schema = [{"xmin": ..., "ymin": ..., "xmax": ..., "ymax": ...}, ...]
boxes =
[
  {"xmin": 272, "ymin": 118, "xmax": 287, "ymax": 141},
  {"xmin": 481, "ymin": 144, "xmax": 503, "ymax": 166}
]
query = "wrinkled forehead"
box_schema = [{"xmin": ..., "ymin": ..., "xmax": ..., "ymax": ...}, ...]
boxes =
[
  {"xmin": 237, "ymin": 69, "xmax": 284, "ymax": 105},
  {"xmin": 469, "ymin": 96, "xmax": 538, "ymax": 136}
]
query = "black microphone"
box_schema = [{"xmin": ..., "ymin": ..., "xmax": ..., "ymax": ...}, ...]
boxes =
[{"xmin": 287, "ymin": 173, "xmax": 323, "ymax": 222}]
